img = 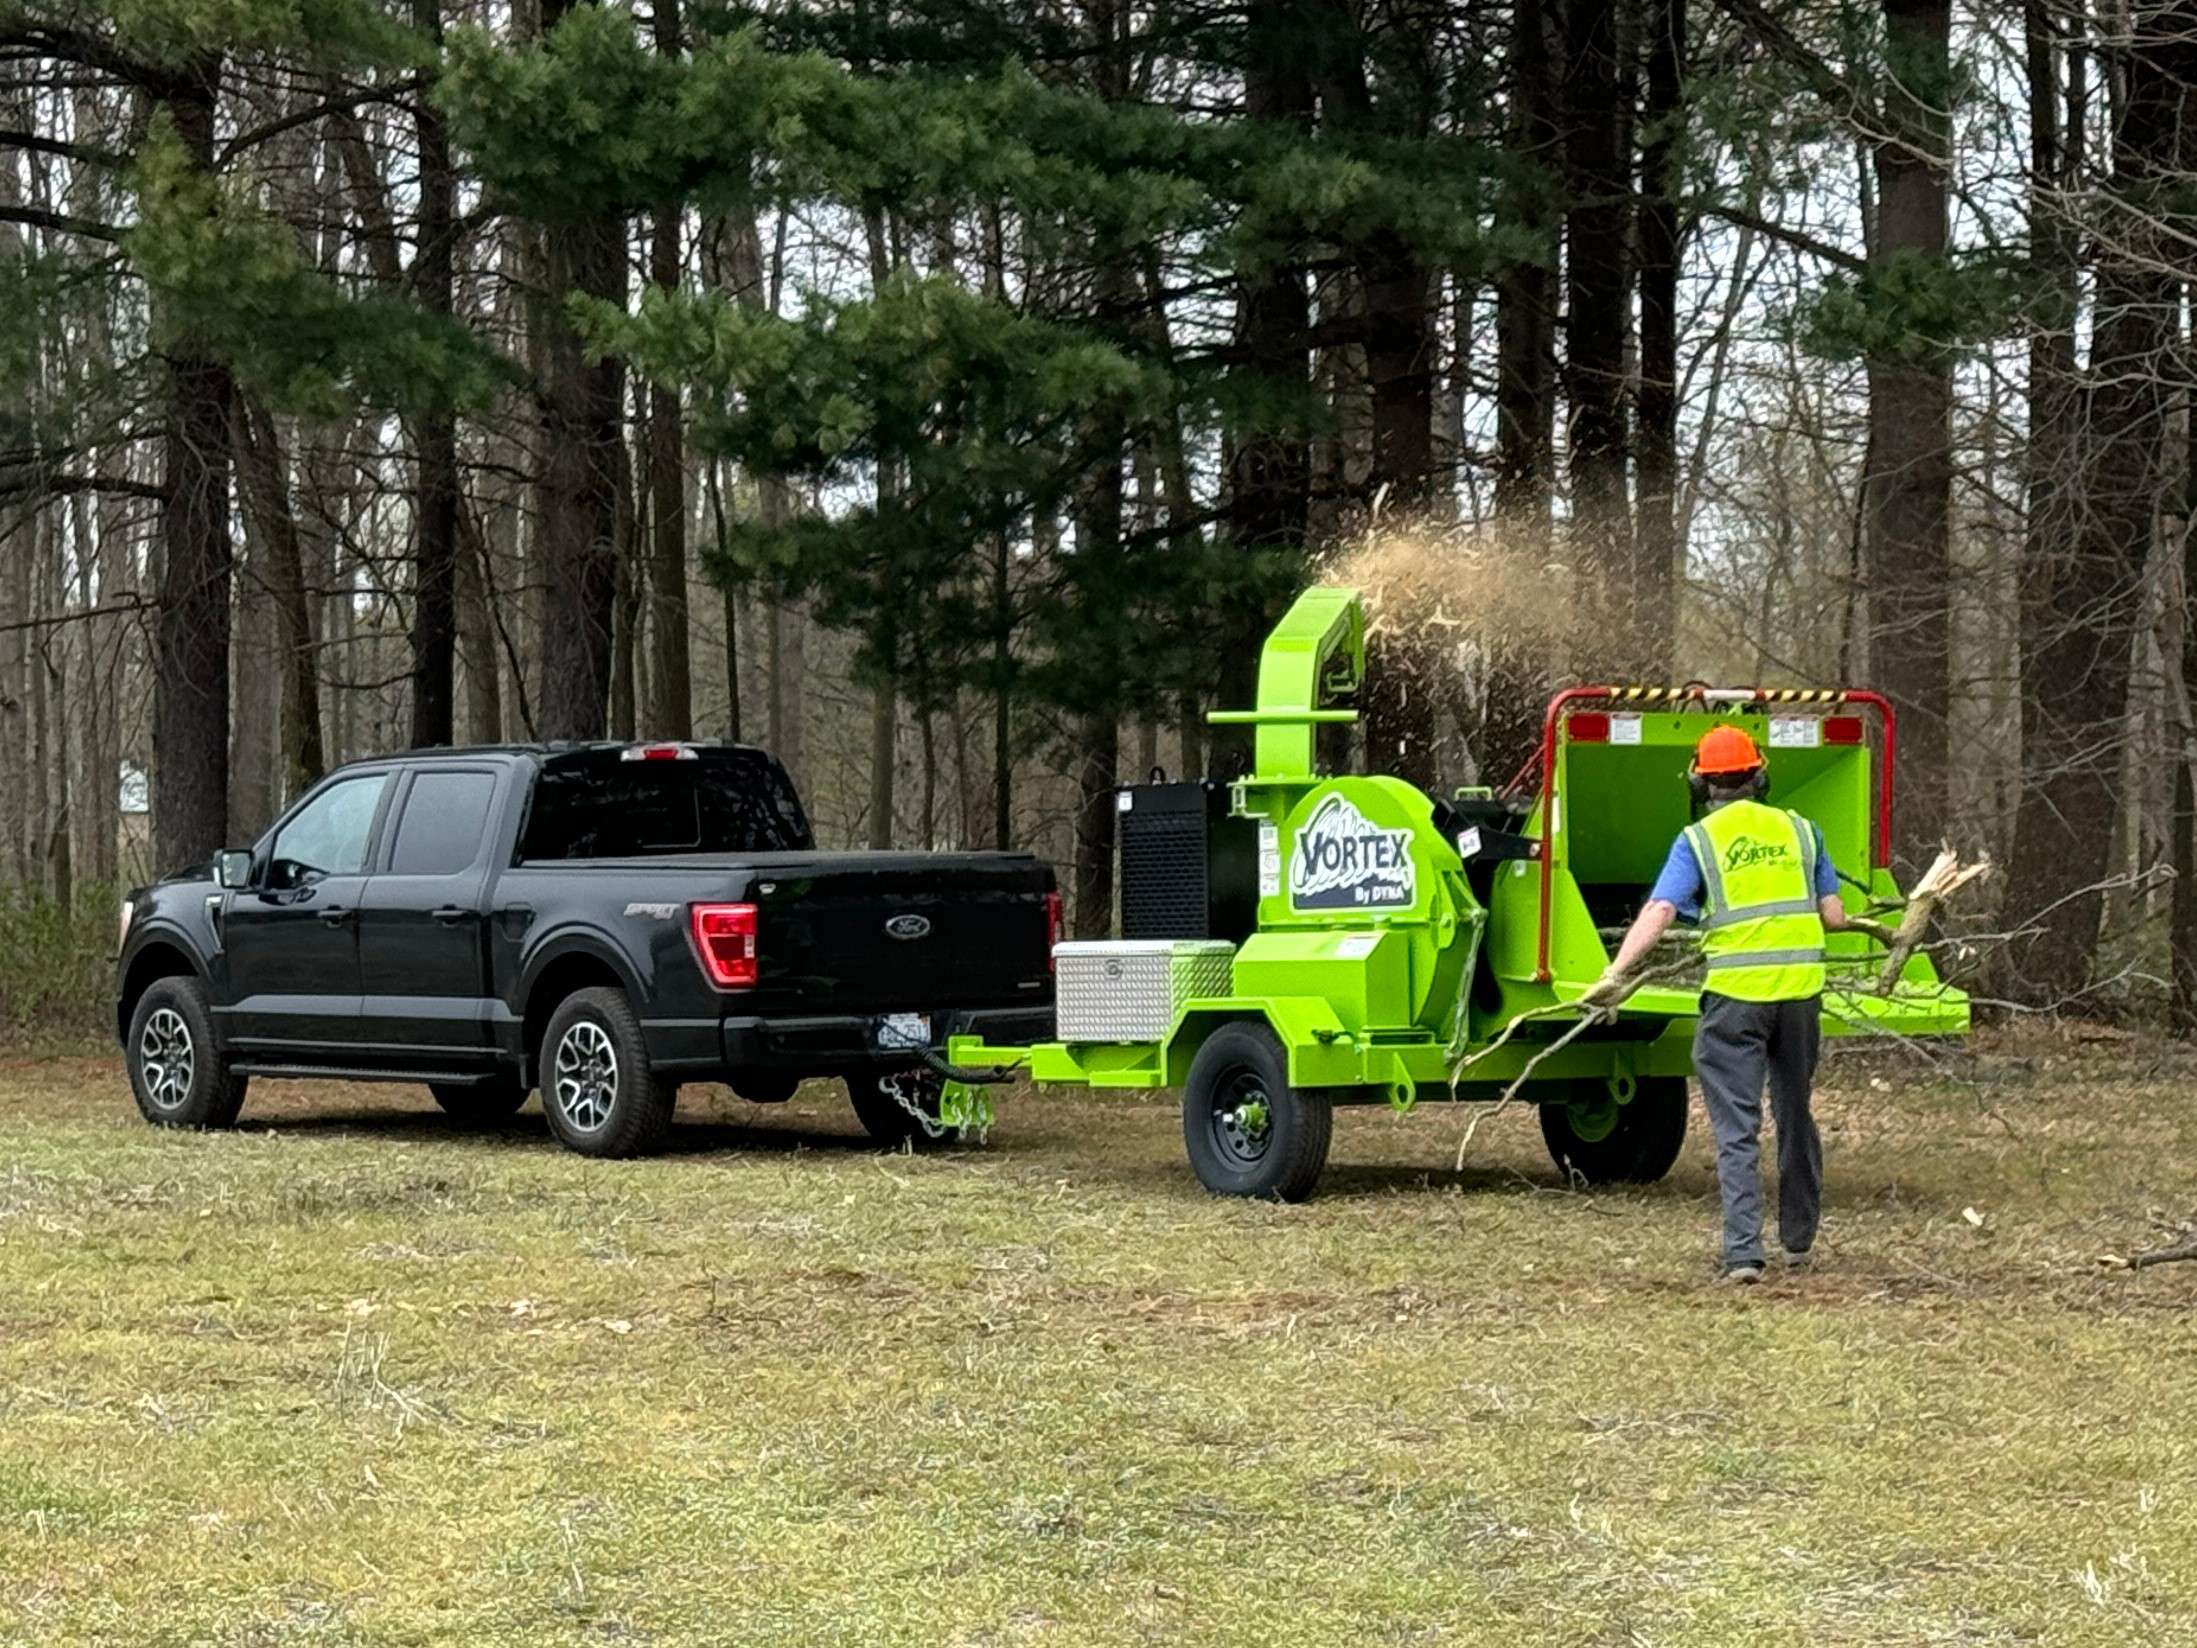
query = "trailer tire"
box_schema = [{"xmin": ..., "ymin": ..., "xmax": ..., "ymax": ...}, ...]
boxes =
[
  {"xmin": 1539, "ymin": 1076, "xmax": 1687, "ymax": 1185},
  {"xmin": 1182, "ymin": 1023, "xmax": 1333, "ymax": 1201},
  {"xmin": 846, "ymin": 1068, "xmax": 966, "ymax": 1151}
]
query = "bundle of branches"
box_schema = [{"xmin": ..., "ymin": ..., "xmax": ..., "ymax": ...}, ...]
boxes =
[{"xmin": 1869, "ymin": 845, "xmax": 1993, "ymax": 993}]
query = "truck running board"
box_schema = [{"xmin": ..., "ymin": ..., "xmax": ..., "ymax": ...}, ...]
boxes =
[{"xmin": 228, "ymin": 1063, "xmax": 503, "ymax": 1086}]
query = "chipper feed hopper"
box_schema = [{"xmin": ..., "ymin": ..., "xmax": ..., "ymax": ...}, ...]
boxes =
[{"xmin": 949, "ymin": 585, "xmax": 1970, "ymax": 1200}]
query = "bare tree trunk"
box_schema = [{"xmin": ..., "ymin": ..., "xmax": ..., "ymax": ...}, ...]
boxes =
[
  {"xmin": 1497, "ymin": 0, "xmax": 1561, "ymax": 532},
  {"xmin": 643, "ymin": 0, "xmax": 693, "ymax": 741},
  {"xmin": 153, "ymin": 56, "xmax": 236, "ymax": 872},
  {"xmin": 233, "ymin": 401, "xmax": 326, "ymax": 798},
  {"xmin": 532, "ymin": 0, "xmax": 624, "ymax": 742},
  {"xmin": 1220, "ymin": 0, "xmax": 1314, "ymax": 769},
  {"xmin": 609, "ymin": 432, "xmax": 641, "ymax": 741},
  {"xmin": 1865, "ymin": 0, "xmax": 1954, "ymax": 865},
  {"xmin": 456, "ymin": 502, "xmax": 503, "ymax": 743},
  {"xmin": 1634, "ymin": 0, "xmax": 1685, "ymax": 676},
  {"xmin": 410, "ymin": 0, "xmax": 460, "ymax": 750},
  {"xmin": 2009, "ymin": 1, "xmax": 2187, "ymax": 1005},
  {"xmin": 1564, "ymin": 0, "xmax": 1634, "ymax": 578}
]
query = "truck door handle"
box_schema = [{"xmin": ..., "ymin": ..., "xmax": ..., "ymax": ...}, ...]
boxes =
[
  {"xmin": 432, "ymin": 905, "xmax": 477, "ymax": 926},
  {"xmin": 318, "ymin": 906, "xmax": 355, "ymax": 928}
]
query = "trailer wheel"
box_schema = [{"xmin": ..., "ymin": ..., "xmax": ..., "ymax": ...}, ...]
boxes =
[
  {"xmin": 1182, "ymin": 1023, "xmax": 1333, "ymax": 1201},
  {"xmin": 1539, "ymin": 1076, "xmax": 1687, "ymax": 1185}
]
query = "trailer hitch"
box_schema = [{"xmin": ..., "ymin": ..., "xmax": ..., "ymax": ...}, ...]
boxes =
[{"xmin": 918, "ymin": 1047, "xmax": 1020, "ymax": 1086}]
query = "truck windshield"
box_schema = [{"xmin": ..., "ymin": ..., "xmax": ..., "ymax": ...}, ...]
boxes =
[{"xmin": 520, "ymin": 750, "xmax": 814, "ymax": 859}]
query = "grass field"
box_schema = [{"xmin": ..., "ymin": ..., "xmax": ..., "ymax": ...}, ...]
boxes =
[{"xmin": 2, "ymin": 1036, "xmax": 2194, "ymax": 1646}]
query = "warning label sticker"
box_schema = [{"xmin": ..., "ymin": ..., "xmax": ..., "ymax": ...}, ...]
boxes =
[{"xmin": 1768, "ymin": 717, "xmax": 1821, "ymax": 749}]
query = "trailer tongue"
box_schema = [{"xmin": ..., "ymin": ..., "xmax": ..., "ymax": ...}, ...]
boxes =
[{"xmin": 950, "ymin": 584, "xmax": 1969, "ymax": 1200}]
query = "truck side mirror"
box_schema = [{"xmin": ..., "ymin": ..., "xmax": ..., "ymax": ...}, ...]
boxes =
[{"xmin": 216, "ymin": 850, "xmax": 255, "ymax": 890}]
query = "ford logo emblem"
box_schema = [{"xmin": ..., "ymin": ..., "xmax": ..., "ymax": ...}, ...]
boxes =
[{"xmin": 885, "ymin": 914, "xmax": 932, "ymax": 941}]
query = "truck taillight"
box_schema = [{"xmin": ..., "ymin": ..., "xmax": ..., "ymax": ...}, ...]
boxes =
[
  {"xmin": 690, "ymin": 902, "xmax": 759, "ymax": 990},
  {"xmin": 1045, "ymin": 890, "xmax": 1062, "ymax": 970}
]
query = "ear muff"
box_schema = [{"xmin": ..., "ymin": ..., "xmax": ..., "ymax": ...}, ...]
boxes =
[{"xmin": 1688, "ymin": 763, "xmax": 1769, "ymax": 804}]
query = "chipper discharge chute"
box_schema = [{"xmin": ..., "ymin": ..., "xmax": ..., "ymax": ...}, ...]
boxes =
[{"xmin": 949, "ymin": 585, "xmax": 1970, "ymax": 1201}]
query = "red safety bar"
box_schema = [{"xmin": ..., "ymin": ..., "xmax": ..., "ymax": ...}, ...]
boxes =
[{"xmin": 1507, "ymin": 686, "xmax": 1899, "ymax": 983}]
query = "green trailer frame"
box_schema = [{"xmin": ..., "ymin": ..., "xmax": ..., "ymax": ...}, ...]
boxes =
[{"xmin": 949, "ymin": 585, "xmax": 1968, "ymax": 1195}]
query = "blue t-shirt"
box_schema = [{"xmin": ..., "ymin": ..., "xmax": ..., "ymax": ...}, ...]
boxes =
[{"xmin": 1647, "ymin": 814, "xmax": 1838, "ymax": 924}]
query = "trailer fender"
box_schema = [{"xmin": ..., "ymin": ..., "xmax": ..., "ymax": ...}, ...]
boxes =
[{"xmin": 1165, "ymin": 997, "xmax": 1379, "ymax": 1091}]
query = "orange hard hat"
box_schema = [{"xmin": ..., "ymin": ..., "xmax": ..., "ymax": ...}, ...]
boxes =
[{"xmin": 1693, "ymin": 725, "xmax": 1764, "ymax": 776}]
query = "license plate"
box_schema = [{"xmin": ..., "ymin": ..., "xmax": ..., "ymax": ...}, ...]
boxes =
[{"xmin": 876, "ymin": 1013, "xmax": 931, "ymax": 1051}]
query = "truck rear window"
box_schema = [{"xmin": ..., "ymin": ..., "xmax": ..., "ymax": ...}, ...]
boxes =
[{"xmin": 520, "ymin": 750, "xmax": 814, "ymax": 860}]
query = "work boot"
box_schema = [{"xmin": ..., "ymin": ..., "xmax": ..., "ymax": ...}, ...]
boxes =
[
  {"xmin": 1777, "ymin": 1247, "xmax": 1815, "ymax": 1274},
  {"xmin": 1717, "ymin": 1261, "xmax": 1764, "ymax": 1286}
]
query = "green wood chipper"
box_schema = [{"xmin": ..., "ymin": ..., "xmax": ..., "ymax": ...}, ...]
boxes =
[{"xmin": 948, "ymin": 584, "xmax": 1969, "ymax": 1200}]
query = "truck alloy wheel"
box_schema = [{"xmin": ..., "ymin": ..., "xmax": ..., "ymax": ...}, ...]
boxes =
[
  {"xmin": 554, "ymin": 1021, "xmax": 620, "ymax": 1132},
  {"xmin": 538, "ymin": 987, "xmax": 675, "ymax": 1158},
  {"xmin": 125, "ymin": 975, "xmax": 248, "ymax": 1130},
  {"xmin": 1181, "ymin": 1022, "xmax": 1333, "ymax": 1201},
  {"xmin": 139, "ymin": 1008, "xmax": 195, "ymax": 1113}
]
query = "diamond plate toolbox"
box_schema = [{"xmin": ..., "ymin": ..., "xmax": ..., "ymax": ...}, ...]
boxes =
[{"xmin": 1053, "ymin": 940, "xmax": 1236, "ymax": 1042}]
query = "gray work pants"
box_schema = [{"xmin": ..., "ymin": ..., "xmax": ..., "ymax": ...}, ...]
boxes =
[{"xmin": 1692, "ymin": 991, "xmax": 1823, "ymax": 1267}]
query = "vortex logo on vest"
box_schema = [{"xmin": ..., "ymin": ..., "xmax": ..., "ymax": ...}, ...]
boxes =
[
  {"xmin": 1290, "ymin": 793, "xmax": 1415, "ymax": 911},
  {"xmin": 1722, "ymin": 835, "xmax": 1791, "ymax": 874}
]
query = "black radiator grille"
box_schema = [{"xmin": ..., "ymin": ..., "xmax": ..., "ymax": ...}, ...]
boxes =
[
  {"xmin": 1121, "ymin": 812, "xmax": 1210, "ymax": 938},
  {"xmin": 1116, "ymin": 781, "xmax": 1259, "ymax": 943}
]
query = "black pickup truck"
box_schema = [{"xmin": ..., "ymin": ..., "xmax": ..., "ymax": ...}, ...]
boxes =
[{"xmin": 114, "ymin": 742, "xmax": 1057, "ymax": 1155}]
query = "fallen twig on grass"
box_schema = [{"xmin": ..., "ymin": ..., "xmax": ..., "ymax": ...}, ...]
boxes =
[{"xmin": 2100, "ymin": 1229, "xmax": 2197, "ymax": 1271}]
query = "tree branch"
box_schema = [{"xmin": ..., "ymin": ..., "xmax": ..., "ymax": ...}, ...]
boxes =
[
  {"xmin": 0, "ymin": 127, "xmax": 126, "ymax": 168},
  {"xmin": 1705, "ymin": 202, "xmax": 1866, "ymax": 275},
  {"xmin": 217, "ymin": 76, "xmax": 427, "ymax": 166},
  {"xmin": 1704, "ymin": 0, "xmax": 1870, "ymax": 118},
  {"xmin": 0, "ymin": 203, "xmax": 120, "ymax": 242}
]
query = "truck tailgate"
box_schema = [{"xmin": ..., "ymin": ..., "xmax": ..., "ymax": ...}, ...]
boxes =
[{"xmin": 749, "ymin": 851, "xmax": 1053, "ymax": 1013}]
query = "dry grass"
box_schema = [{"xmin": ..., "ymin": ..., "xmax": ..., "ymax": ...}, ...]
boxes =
[{"xmin": 2, "ymin": 1035, "xmax": 2195, "ymax": 1645}]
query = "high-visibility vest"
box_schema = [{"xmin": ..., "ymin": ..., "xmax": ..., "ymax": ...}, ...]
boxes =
[{"xmin": 1683, "ymin": 799, "xmax": 1826, "ymax": 1002}]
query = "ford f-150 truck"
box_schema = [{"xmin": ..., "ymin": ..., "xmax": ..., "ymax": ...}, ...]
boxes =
[{"xmin": 114, "ymin": 742, "xmax": 1058, "ymax": 1155}]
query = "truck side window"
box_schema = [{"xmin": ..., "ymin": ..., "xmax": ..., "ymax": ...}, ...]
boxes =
[
  {"xmin": 270, "ymin": 774, "xmax": 387, "ymax": 889},
  {"xmin": 390, "ymin": 771, "xmax": 498, "ymax": 876}
]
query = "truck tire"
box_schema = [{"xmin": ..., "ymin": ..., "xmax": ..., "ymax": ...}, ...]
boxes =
[
  {"xmin": 1539, "ymin": 1076, "xmax": 1688, "ymax": 1185},
  {"xmin": 846, "ymin": 1068, "xmax": 966, "ymax": 1151},
  {"xmin": 1181, "ymin": 1022, "xmax": 1333, "ymax": 1201},
  {"xmin": 430, "ymin": 1078, "xmax": 528, "ymax": 1125},
  {"xmin": 538, "ymin": 987, "xmax": 675, "ymax": 1158},
  {"xmin": 126, "ymin": 975, "xmax": 248, "ymax": 1130}
]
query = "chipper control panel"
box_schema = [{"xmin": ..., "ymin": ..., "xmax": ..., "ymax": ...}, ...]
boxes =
[{"xmin": 950, "ymin": 585, "xmax": 1969, "ymax": 1201}]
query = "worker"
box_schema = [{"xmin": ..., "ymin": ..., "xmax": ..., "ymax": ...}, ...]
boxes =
[{"xmin": 1583, "ymin": 725, "xmax": 1893, "ymax": 1285}]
